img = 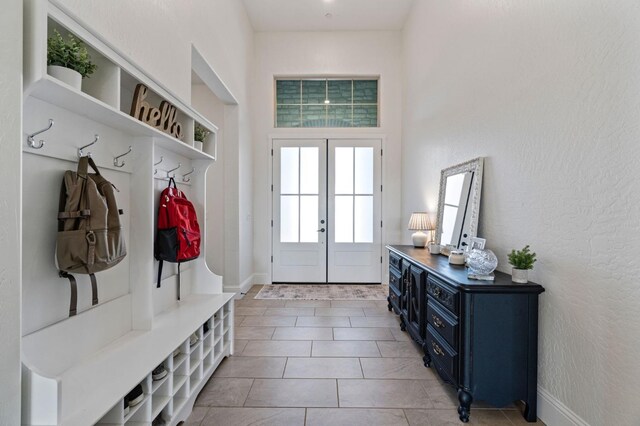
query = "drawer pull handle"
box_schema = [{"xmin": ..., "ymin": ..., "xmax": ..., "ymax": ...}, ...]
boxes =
[
  {"xmin": 433, "ymin": 287, "xmax": 442, "ymax": 297},
  {"xmin": 432, "ymin": 341, "xmax": 444, "ymax": 356},
  {"xmin": 432, "ymin": 315, "xmax": 444, "ymax": 328}
]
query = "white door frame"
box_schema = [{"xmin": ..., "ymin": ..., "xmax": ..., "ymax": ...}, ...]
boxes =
[{"xmin": 268, "ymin": 133, "xmax": 386, "ymax": 284}]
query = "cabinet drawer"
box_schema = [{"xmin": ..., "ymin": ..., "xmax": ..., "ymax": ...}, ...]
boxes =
[
  {"xmin": 426, "ymin": 276, "xmax": 458, "ymax": 316},
  {"xmin": 426, "ymin": 324, "xmax": 458, "ymax": 383},
  {"xmin": 427, "ymin": 301, "xmax": 458, "ymax": 350},
  {"xmin": 389, "ymin": 252, "xmax": 402, "ymax": 270},
  {"xmin": 389, "ymin": 268, "xmax": 401, "ymax": 292}
]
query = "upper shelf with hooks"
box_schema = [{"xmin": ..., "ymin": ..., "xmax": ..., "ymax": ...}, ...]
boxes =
[{"xmin": 23, "ymin": 0, "xmax": 218, "ymax": 162}]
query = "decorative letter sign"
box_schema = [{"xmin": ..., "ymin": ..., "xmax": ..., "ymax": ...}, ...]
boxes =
[{"xmin": 130, "ymin": 84, "xmax": 184, "ymax": 140}]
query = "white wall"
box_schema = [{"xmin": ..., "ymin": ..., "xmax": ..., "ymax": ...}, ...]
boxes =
[
  {"xmin": 0, "ymin": 0, "xmax": 22, "ymax": 421},
  {"xmin": 57, "ymin": 0, "xmax": 255, "ymax": 290},
  {"xmin": 402, "ymin": 1, "xmax": 640, "ymax": 425},
  {"xmin": 252, "ymin": 31, "xmax": 404, "ymax": 282}
]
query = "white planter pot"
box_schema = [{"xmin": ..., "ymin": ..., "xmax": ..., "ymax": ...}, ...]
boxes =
[
  {"xmin": 511, "ymin": 268, "xmax": 529, "ymax": 283},
  {"xmin": 48, "ymin": 65, "xmax": 82, "ymax": 90},
  {"xmin": 194, "ymin": 140, "xmax": 203, "ymax": 151}
]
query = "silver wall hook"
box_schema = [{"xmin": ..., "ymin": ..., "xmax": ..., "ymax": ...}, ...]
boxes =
[
  {"xmin": 113, "ymin": 146, "xmax": 132, "ymax": 168},
  {"xmin": 166, "ymin": 162, "xmax": 182, "ymax": 178},
  {"xmin": 27, "ymin": 119, "xmax": 54, "ymax": 149},
  {"xmin": 154, "ymin": 156, "xmax": 164, "ymax": 175},
  {"xmin": 182, "ymin": 167, "xmax": 195, "ymax": 183},
  {"xmin": 78, "ymin": 134, "xmax": 99, "ymax": 157}
]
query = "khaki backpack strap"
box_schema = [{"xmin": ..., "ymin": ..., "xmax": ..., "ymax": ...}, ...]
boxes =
[
  {"xmin": 89, "ymin": 273, "xmax": 98, "ymax": 306},
  {"xmin": 77, "ymin": 156, "xmax": 89, "ymax": 178},
  {"xmin": 87, "ymin": 156, "xmax": 101, "ymax": 175},
  {"xmin": 59, "ymin": 271, "xmax": 78, "ymax": 317},
  {"xmin": 58, "ymin": 210, "xmax": 91, "ymax": 219}
]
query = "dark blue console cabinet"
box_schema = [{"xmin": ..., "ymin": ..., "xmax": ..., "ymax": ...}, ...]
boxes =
[{"xmin": 386, "ymin": 245, "xmax": 544, "ymax": 423}]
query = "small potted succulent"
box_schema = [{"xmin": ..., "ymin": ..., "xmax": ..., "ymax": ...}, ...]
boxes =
[
  {"xmin": 507, "ymin": 245, "xmax": 537, "ymax": 283},
  {"xmin": 47, "ymin": 29, "xmax": 97, "ymax": 90}
]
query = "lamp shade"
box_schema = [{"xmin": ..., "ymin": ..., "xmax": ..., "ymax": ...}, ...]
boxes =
[{"xmin": 408, "ymin": 212, "xmax": 433, "ymax": 231}]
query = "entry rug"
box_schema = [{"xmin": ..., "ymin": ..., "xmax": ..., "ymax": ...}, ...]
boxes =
[{"xmin": 255, "ymin": 284, "xmax": 389, "ymax": 300}]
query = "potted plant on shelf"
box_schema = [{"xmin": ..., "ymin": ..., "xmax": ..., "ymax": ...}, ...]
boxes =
[
  {"xmin": 507, "ymin": 245, "xmax": 537, "ymax": 283},
  {"xmin": 194, "ymin": 124, "xmax": 209, "ymax": 151},
  {"xmin": 47, "ymin": 29, "xmax": 97, "ymax": 90}
]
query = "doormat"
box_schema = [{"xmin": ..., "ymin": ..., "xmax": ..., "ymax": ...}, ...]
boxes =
[{"xmin": 255, "ymin": 284, "xmax": 389, "ymax": 300}]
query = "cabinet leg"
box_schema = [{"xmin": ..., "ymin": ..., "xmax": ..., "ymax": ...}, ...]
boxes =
[
  {"xmin": 386, "ymin": 296, "xmax": 392, "ymax": 312},
  {"xmin": 399, "ymin": 316, "xmax": 406, "ymax": 331},
  {"xmin": 523, "ymin": 399, "xmax": 537, "ymax": 422},
  {"xmin": 421, "ymin": 343, "xmax": 431, "ymax": 367},
  {"xmin": 457, "ymin": 389, "xmax": 473, "ymax": 423}
]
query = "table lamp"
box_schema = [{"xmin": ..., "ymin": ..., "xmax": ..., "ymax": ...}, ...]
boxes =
[{"xmin": 408, "ymin": 212, "xmax": 434, "ymax": 248}]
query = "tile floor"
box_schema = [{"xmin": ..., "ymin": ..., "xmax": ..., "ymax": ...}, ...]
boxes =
[{"xmin": 185, "ymin": 285, "xmax": 544, "ymax": 426}]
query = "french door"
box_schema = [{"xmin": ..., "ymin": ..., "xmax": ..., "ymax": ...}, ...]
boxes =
[{"xmin": 272, "ymin": 138, "xmax": 382, "ymax": 283}]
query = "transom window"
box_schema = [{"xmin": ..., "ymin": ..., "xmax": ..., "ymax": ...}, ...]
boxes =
[{"xmin": 275, "ymin": 78, "xmax": 379, "ymax": 128}]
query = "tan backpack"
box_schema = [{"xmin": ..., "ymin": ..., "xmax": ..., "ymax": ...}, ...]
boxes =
[{"xmin": 56, "ymin": 156, "xmax": 127, "ymax": 316}]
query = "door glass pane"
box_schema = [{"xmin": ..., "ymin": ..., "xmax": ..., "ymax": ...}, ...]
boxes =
[
  {"xmin": 300, "ymin": 196, "xmax": 319, "ymax": 243},
  {"xmin": 354, "ymin": 147, "xmax": 373, "ymax": 194},
  {"xmin": 327, "ymin": 105, "xmax": 352, "ymax": 127},
  {"xmin": 280, "ymin": 148, "xmax": 299, "ymax": 194},
  {"xmin": 276, "ymin": 80, "xmax": 301, "ymax": 104},
  {"xmin": 353, "ymin": 80, "xmax": 378, "ymax": 104},
  {"xmin": 352, "ymin": 105, "xmax": 378, "ymax": 127},
  {"xmin": 276, "ymin": 105, "xmax": 301, "ymax": 128},
  {"xmin": 354, "ymin": 196, "xmax": 373, "ymax": 243},
  {"xmin": 335, "ymin": 147, "xmax": 354, "ymax": 194},
  {"xmin": 441, "ymin": 205, "xmax": 458, "ymax": 245},
  {"xmin": 300, "ymin": 147, "xmax": 319, "ymax": 194},
  {"xmin": 302, "ymin": 80, "xmax": 326, "ymax": 104},
  {"xmin": 335, "ymin": 195, "xmax": 353, "ymax": 243},
  {"xmin": 328, "ymin": 80, "xmax": 352, "ymax": 104},
  {"xmin": 280, "ymin": 195, "xmax": 299, "ymax": 243}
]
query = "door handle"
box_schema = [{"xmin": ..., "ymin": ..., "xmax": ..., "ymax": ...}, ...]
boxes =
[{"xmin": 317, "ymin": 228, "xmax": 325, "ymax": 232}]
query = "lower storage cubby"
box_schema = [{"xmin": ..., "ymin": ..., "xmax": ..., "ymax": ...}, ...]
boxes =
[{"xmin": 92, "ymin": 295, "xmax": 234, "ymax": 426}]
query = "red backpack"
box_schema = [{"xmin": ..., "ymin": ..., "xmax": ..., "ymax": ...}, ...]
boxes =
[{"xmin": 155, "ymin": 178, "xmax": 201, "ymax": 298}]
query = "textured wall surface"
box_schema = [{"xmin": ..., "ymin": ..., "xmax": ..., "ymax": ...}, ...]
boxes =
[
  {"xmin": 252, "ymin": 31, "xmax": 404, "ymax": 282},
  {"xmin": 0, "ymin": 0, "xmax": 22, "ymax": 422},
  {"xmin": 402, "ymin": 1, "xmax": 640, "ymax": 425},
  {"xmin": 58, "ymin": 0, "xmax": 255, "ymax": 288}
]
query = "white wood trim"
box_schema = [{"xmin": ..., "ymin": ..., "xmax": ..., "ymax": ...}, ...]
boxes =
[{"xmin": 538, "ymin": 386, "xmax": 591, "ymax": 426}]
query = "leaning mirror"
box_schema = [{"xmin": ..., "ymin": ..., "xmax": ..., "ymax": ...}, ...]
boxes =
[{"xmin": 435, "ymin": 157, "xmax": 484, "ymax": 250}]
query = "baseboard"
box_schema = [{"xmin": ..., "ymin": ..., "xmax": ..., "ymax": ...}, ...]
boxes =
[
  {"xmin": 223, "ymin": 274, "xmax": 256, "ymax": 295},
  {"xmin": 538, "ymin": 386, "xmax": 590, "ymax": 426}
]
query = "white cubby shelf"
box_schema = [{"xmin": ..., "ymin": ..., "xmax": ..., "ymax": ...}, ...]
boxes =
[{"xmin": 21, "ymin": 1, "xmax": 234, "ymax": 425}]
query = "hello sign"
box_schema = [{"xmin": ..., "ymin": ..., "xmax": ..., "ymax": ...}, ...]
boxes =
[{"xmin": 130, "ymin": 84, "xmax": 184, "ymax": 140}]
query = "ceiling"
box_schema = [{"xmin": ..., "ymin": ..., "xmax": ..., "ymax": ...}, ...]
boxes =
[{"xmin": 241, "ymin": 0, "xmax": 415, "ymax": 32}]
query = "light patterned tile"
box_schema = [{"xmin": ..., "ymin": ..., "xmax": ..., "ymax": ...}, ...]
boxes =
[
  {"xmin": 183, "ymin": 406, "xmax": 209, "ymax": 425},
  {"xmin": 272, "ymin": 327, "xmax": 333, "ymax": 340},
  {"xmin": 236, "ymin": 298, "xmax": 287, "ymax": 308},
  {"xmin": 364, "ymin": 307, "xmax": 397, "ymax": 317},
  {"xmin": 334, "ymin": 327, "xmax": 395, "ymax": 341},
  {"xmin": 239, "ymin": 340, "xmax": 311, "ymax": 357},
  {"xmin": 195, "ymin": 378, "xmax": 254, "ymax": 407},
  {"xmin": 264, "ymin": 307, "xmax": 316, "ymax": 316},
  {"xmin": 360, "ymin": 358, "xmax": 435, "ymax": 380},
  {"xmin": 404, "ymin": 408, "xmax": 513, "ymax": 425},
  {"xmin": 233, "ymin": 339, "xmax": 249, "ymax": 354},
  {"xmin": 240, "ymin": 316, "xmax": 297, "ymax": 327},
  {"xmin": 284, "ymin": 357, "xmax": 363, "ymax": 378},
  {"xmin": 213, "ymin": 357, "xmax": 286, "ymax": 378},
  {"xmin": 235, "ymin": 327, "xmax": 275, "ymax": 340},
  {"xmin": 235, "ymin": 307, "xmax": 267, "ymax": 316},
  {"xmin": 296, "ymin": 316, "xmax": 350, "ymax": 327},
  {"xmin": 376, "ymin": 341, "xmax": 423, "ymax": 358},
  {"xmin": 338, "ymin": 379, "xmax": 433, "ymax": 409},
  {"xmin": 245, "ymin": 379, "xmax": 338, "ymax": 407},
  {"xmin": 312, "ymin": 341, "xmax": 381, "ymax": 357},
  {"xmin": 350, "ymin": 316, "xmax": 401, "ymax": 328},
  {"xmin": 330, "ymin": 300, "xmax": 380, "ymax": 308},
  {"xmin": 200, "ymin": 407, "xmax": 305, "ymax": 426},
  {"xmin": 285, "ymin": 300, "xmax": 331, "ymax": 307},
  {"xmin": 306, "ymin": 408, "xmax": 409, "ymax": 426},
  {"xmin": 389, "ymin": 327, "xmax": 412, "ymax": 342},
  {"xmin": 503, "ymin": 409, "xmax": 545, "ymax": 425},
  {"xmin": 316, "ymin": 307, "xmax": 366, "ymax": 317},
  {"xmin": 420, "ymin": 380, "xmax": 459, "ymax": 409}
]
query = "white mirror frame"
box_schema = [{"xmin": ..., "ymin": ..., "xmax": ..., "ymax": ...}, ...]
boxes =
[{"xmin": 435, "ymin": 157, "xmax": 484, "ymax": 250}]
